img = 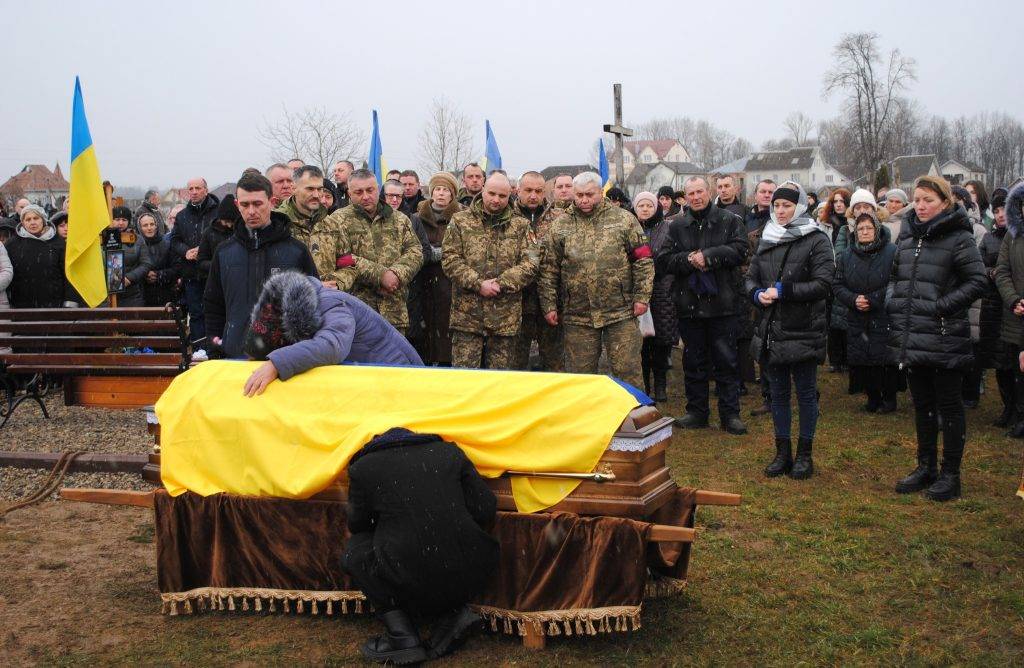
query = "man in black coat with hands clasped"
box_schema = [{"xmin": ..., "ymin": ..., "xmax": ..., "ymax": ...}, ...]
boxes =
[
  {"xmin": 656, "ymin": 176, "xmax": 749, "ymax": 435},
  {"xmin": 342, "ymin": 428, "xmax": 499, "ymax": 664}
]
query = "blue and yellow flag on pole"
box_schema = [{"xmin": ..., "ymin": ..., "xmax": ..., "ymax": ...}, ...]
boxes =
[
  {"xmin": 66, "ymin": 77, "xmax": 110, "ymax": 307},
  {"xmin": 367, "ymin": 109, "xmax": 387, "ymax": 186},
  {"xmin": 598, "ymin": 138, "xmax": 612, "ymax": 194},
  {"xmin": 481, "ymin": 120, "xmax": 502, "ymax": 173}
]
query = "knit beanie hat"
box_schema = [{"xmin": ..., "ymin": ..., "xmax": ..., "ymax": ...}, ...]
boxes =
[
  {"xmin": 216, "ymin": 194, "xmax": 241, "ymax": 223},
  {"xmin": 49, "ymin": 211, "xmax": 68, "ymax": 227},
  {"xmin": 634, "ymin": 191, "xmax": 658, "ymax": 209},
  {"xmin": 849, "ymin": 188, "xmax": 876, "ymax": 209},
  {"xmin": 951, "ymin": 185, "xmax": 974, "ymax": 209},
  {"xmin": 19, "ymin": 204, "xmax": 49, "ymax": 223},
  {"xmin": 112, "ymin": 205, "xmax": 132, "ymax": 221},
  {"xmin": 885, "ymin": 188, "xmax": 909, "ymax": 205},
  {"xmin": 771, "ymin": 186, "xmax": 800, "ymax": 206},
  {"xmin": 657, "ymin": 186, "xmax": 675, "ymax": 200},
  {"xmin": 428, "ymin": 172, "xmax": 459, "ymax": 201}
]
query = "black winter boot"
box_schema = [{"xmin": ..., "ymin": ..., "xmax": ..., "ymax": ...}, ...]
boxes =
[
  {"xmin": 426, "ymin": 605, "xmax": 481, "ymax": 659},
  {"xmin": 360, "ymin": 609, "xmax": 428, "ymax": 664},
  {"xmin": 924, "ymin": 471, "xmax": 961, "ymax": 501},
  {"xmin": 764, "ymin": 438, "xmax": 792, "ymax": 477},
  {"xmin": 894, "ymin": 450, "xmax": 937, "ymax": 494},
  {"xmin": 652, "ymin": 369, "xmax": 668, "ymax": 403},
  {"xmin": 643, "ymin": 366, "xmax": 652, "ymax": 396},
  {"xmin": 789, "ymin": 438, "xmax": 814, "ymax": 479}
]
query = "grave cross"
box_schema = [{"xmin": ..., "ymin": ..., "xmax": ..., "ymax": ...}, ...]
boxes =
[{"xmin": 602, "ymin": 83, "xmax": 633, "ymax": 188}]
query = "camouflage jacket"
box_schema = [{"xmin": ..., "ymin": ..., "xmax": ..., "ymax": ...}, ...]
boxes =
[
  {"xmin": 539, "ymin": 199, "xmax": 654, "ymax": 328},
  {"xmin": 441, "ymin": 199, "xmax": 539, "ymax": 336},
  {"xmin": 514, "ymin": 200, "xmax": 563, "ymax": 314},
  {"xmin": 276, "ymin": 198, "xmax": 342, "ymax": 282},
  {"xmin": 324, "ymin": 203, "xmax": 424, "ymax": 328}
]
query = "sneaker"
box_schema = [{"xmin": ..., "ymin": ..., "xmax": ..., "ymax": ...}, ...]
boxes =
[{"xmin": 191, "ymin": 349, "xmax": 209, "ymax": 362}]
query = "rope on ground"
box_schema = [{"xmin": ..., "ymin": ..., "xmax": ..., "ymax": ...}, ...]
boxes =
[{"xmin": 0, "ymin": 450, "xmax": 85, "ymax": 521}]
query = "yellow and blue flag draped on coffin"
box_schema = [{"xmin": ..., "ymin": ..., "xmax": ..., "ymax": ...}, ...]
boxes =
[
  {"xmin": 156, "ymin": 362, "xmax": 644, "ymax": 513},
  {"xmin": 66, "ymin": 77, "xmax": 111, "ymax": 307}
]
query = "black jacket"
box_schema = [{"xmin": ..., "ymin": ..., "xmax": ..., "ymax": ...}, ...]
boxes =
[
  {"xmin": 5, "ymin": 225, "xmax": 75, "ymax": 308},
  {"xmin": 169, "ymin": 194, "xmax": 220, "ymax": 280},
  {"xmin": 746, "ymin": 225, "xmax": 835, "ymax": 365},
  {"xmin": 196, "ymin": 219, "xmax": 235, "ymax": 282},
  {"xmin": 656, "ymin": 205, "xmax": 748, "ymax": 319},
  {"xmin": 642, "ymin": 210, "xmax": 678, "ymax": 344},
  {"xmin": 979, "ymin": 226, "xmax": 1008, "ymax": 367},
  {"xmin": 716, "ymin": 198, "xmax": 746, "ymax": 219},
  {"xmin": 203, "ymin": 211, "xmax": 319, "ymax": 358},
  {"xmin": 886, "ymin": 205, "xmax": 987, "ymax": 370},
  {"xmin": 140, "ymin": 233, "xmax": 179, "ymax": 307},
  {"xmin": 344, "ymin": 429, "xmax": 499, "ymax": 614},
  {"xmin": 833, "ymin": 232, "xmax": 896, "ymax": 367},
  {"xmin": 399, "ymin": 192, "xmax": 426, "ymax": 218},
  {"xmin": 744, "ymin": 205, "xmax": 770, "ymax": 234}
]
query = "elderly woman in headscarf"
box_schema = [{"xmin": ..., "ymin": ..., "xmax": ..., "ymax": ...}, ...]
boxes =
[
  {"xmin": 635, "ymin": 190, "xmax": 676, "ymax": 402},
  {"xmin": 746, "ymin": 181, "xmax": 834, "ymax": 481}
]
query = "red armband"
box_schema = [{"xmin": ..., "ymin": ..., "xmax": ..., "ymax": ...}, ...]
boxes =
[
  {"xmin": 630, "ymin": 244, "xmax": 652, "ymax": 261},
  {"xmin": 336, "ymin": 254, "xmax": 355, "ymax": 269}
]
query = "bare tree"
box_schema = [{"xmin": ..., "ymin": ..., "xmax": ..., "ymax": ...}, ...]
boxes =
[
  {"xmin": 823, "ymin": 32, "xmax": 916, "ymax": 181},
  {"xmin": 417, "ymin": 97, "xmax": 476, "ymax": 175},
  {"xmin": 258, "ymin": 105, "xmax": 364, "ymax": 174},
  {"xmin": 635, "ymin": 116, "xmax": 751, "ymax": 170},
  {"xmin": 783, "ymin": 112, "xmax": 814, "ymax": 146}
]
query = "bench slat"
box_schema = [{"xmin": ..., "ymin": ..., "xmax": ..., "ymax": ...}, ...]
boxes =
[
  {"xmin": 5, "ymin": 307, "xmax": 177, "ymax": 322},
  {"xmin": 4, "ymin": 365, "xmax": 181, "ymax": 376},
  {"xmin": 1, "ymin": 353, "xmax": 183, "ymax": 367},
  {"xmin": 0, "ymin": 321, "xmax": 179, "ymax": 334},
  {"xmin": 0, "ymin": 336, "xmax": 183, "ymax": 350}
]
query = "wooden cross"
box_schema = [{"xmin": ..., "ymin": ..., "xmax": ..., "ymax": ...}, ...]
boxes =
[{"xmin": 602, "ymin": 83, "xmax": 633, "ymax": 187}]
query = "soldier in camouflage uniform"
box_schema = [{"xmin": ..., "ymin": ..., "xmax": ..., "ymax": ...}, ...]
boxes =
[
  {"xmin": 513, "ymin": 171, "xmax": 564, "ymax": 371},
  {"xmin": 322, "ymin": 169, "xmax": 424, "ymax": 330},
  {"xmin": 442, "ymin": 173, "xmax": 539, "ymax": 369},
  {"xmin": 276, "ymin": 165, "xmax": 328, "ymax": 249},
  {"xmin": 539, "ymin": 172, "xmax": 654, "ymax": 389}
]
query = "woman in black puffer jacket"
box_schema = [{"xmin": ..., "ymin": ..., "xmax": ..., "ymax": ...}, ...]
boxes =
[
  {"xmin": 636, "ymin": 191, "xmax": 676, "ymax": 402},
  {"xmin": 887, "ymin": 176, "xmax": 987, "ymax": 502},
  {"xmin": 746, "ymin": 181, "xmax": 834, "ymax": 481}
]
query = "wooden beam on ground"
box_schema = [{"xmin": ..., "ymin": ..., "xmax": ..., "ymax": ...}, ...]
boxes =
[
  {"xmin": 647, "ymin": 525, "xmax": 696, "ymax": 543},
  {"xmin": 522, "ymin": 622, "xmax": 546, "ymax": 650},
  {"xmin": 59, "ymin": 488, "xmax": 154, "ymax": 508},
  {"xmin": 694, "ymin": 490, "xmax": 742, "ymax": 506},
  {"xmin": 0, "ymin": 451, "xmax": 147, "ymax": 473}
]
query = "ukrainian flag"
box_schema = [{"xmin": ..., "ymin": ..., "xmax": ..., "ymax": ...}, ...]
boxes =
[
  {"xmin": 481, "ymin": 120, "xmax": 502, "ymax": 173},
  {"xmin": 367, "ymin": 109, "xmax": 387, "ymax": 186},
  {"xmin": 598, "ymin": 138, "xmax": 612, "ymax": 194},
  {"xmin": 66, "ymin": 77, "xmax": 110, "ymax": 307}
]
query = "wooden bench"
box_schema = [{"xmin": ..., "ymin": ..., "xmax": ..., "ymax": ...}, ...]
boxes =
[{"xmin": 0, "ymin": 306, "xmax": 189, "ymax": 426}]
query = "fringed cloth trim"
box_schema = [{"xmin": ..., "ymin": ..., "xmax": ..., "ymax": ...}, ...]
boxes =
[
  {"xmin": 469, "ymin": 604, "xmax": 642, "ymax": 637},
  {"xmin": 160, "ymin": 587, "xmax": 368, "ymax": 616},
  {"xmin": 645, "ymin": 575, "xmax": 687, "ymax": 599}
]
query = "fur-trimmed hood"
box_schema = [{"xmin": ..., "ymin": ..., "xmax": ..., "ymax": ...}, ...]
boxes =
[
  {"xmin": 1007, "ymin": 182, "xmax": 1024, "ymax": 238},
  {"xmin": 244, "ymin": 271, "xmax": 323, "ymax": 360}
]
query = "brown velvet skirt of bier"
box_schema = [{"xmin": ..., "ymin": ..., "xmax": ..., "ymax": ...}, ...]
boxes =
[{"xmin": 155, "ymin": 488, "xmax": 696, "ymax": 637}]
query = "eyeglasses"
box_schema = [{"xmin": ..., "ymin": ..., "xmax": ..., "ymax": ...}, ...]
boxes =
[{"xmin": 384, "ymin": 193, "xmax": 403, "ymax": 199}]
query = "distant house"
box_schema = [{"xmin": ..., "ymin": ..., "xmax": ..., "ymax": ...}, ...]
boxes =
[
  {"xmin": 742, "ymin": 147, "xmax": 849, "ymax": 199},
  {"xmin": 615, "ymin": 140, "xmax": 693, "ymax": 182},
  {"xmin": 210, "ymin": 182, "xmax": 236, "ymax": 201},
  {"xmin": 941, "ymin": 159, "xmax": 986, "ymax": 187},
  {"xmin": 886, "ymin": 155, "xmax": 940, "ymax": 191},
  {"xmin": 624, "ymin": 161, "xmax": 706, "ymax": 199},
  {"xmin": 0, "ymin": 163, "xmax": 70, "ymax": 209},
  {"xmin": 162, "ymin": 187, "xmax": 188, "ymax": 211}
]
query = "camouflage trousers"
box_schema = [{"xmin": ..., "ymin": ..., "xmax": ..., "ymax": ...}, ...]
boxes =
[
  {"xmin": 451, "ymin": 331, "xmax": 518, "ymax": 370},
  {"xmin": 563, "ymin": 318, "xmax": 643, "ymax": 389},
  {"xmin": 516, "ymin": 309, "xmax": 563, "ymax": 371}
]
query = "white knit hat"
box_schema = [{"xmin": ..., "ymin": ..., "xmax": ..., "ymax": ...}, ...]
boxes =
[{"xmin": 849, "ymin": 188, "xmax": 877, "ymax": 209}]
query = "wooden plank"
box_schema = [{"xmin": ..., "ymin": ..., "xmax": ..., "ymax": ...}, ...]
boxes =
[
  {"xmin": 4, "ymin": 365, "xmax": 180, "ymax": 376},
  {"xmin": 6, "ymin": 308, "xmax": 175, "ymax": 321},
  {"xmin": 0, "ymin": 451, "xmax": 148, "ymax": 473},
  {"xmin": 69, "ymin": 376, "xmax": 174, "ymax": 394},
  {"xmin": 0, "ymin": 321, "xmax": 178, "ymax": 334},
  {"xmin": 647, "ymin": 525, "xmax": 696, "ymax": 543},
  {"xmin": 67, "ymin": 393, "xmax": 166, "ymax": 409},
  {"xmin": 0, "ymin": 336, "xmax": 182, "ymax": 350},
  {"xmin": 59, "ymin": 488, "xmax": 154, "ymax": 508},
  {"xmin": 2, "ymin": 353, "xmax": 182, "ymax": 366},
  {"xmin": 694, "ymin": 490, "xmax": 742, "ymax": 506},
  {"xmin": 522, "ymin": 623, "xmax": 546, "ymax": 650}
]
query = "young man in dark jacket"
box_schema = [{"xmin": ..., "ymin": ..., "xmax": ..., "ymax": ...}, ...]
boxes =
[
  {"xmin": 342, "ymin": 428, "xmax": 498, "ymax": 663},
  {"xmin": 656, "ymin": 176, "xmax": 749, "ymax": 434},
  {"xmin": 203, "ymin": 173, "xmax": 318, "ymax": 359}
]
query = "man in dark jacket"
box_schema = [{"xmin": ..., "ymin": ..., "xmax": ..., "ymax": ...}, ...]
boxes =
[
  {"xmin": 657, "ymin": 176, "xmax": 749, "ymax": 434},
  {"xmin": 744, "ymin": 179, "xmax": 775, "ymax": 233},
  {"xmin": 169, "ymin": 177, "xmax": 220, "ymax": 348},
  {"xmin": 203, "ymin": 173, "xmax": 318, "ymax": 359},
  {"xmin": 398, "ymin": 170, "xmax": 426, "ymax": 217},
  {"xmin": 332, "ymin": 160, "xmax": 353, "ymax": 209},
  {"xmin": 714, "ymin": 174, "xmax": 746, "ymax": 218},
  {"xmin": 342, "ymin": 428, "xmax": 498, "ymax": 663}
]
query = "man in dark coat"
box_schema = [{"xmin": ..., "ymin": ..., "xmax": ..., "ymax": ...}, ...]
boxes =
[
  {"xmin": 744, "ymin": 179, "xmax": 775, "ymax": 233},
  {"xmin": 657, "ymin": 176, "xmax": 749, "ymax": 434},
  {"xmin": 169, "ymin": 177, "xmax": 220, "ymax": 348},
  {"xmin": 714, "ymin": 174, "xmax": 746, "ymax": 218},
  {"xmin": 342, "ymin": 428, "xmax": 498, "ymax": 663},
  {"xmin": 203, "ymin": 173, "xmax": 318, "ymax": 359},
  {"xmin": 398, "ymin": 170, "xmax": 426, "ymax": 217}
]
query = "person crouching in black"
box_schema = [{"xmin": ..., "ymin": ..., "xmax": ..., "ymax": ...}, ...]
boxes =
[{"xmin": 342, "ymin": 428, "xmax": 499, "ymax": 663}]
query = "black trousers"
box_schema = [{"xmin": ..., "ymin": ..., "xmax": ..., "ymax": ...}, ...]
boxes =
[
  {"xmin": 641, "ymin": 339, "xmax": 671, "ymax": 373},
  {"xmin": 907, "ymin": 366, "xmax": 966, "ymax": 472},
  {"xmin": 677, "ymin": 315, "xmax": 741, "ymax": 420},
  {"xmin": 342, "ymin": 532, "xmax": 402, "ymax": 613},
  {"xmin": 828, "ymin": 328, "xmax": 847, "ymax": 368},
  {"xmin": 853, "ymin": 365, "xmax": 897, "ymax": 402}
]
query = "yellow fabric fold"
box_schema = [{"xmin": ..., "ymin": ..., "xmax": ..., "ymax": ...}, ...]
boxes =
[{"xmin": 156, "ymin": 361, "xmax": 639, "ymax": 513}]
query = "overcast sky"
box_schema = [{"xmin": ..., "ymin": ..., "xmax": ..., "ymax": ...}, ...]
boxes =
[{"xmin": 2, "ymin": 0, "xmax": 1021, "ymax": 190}]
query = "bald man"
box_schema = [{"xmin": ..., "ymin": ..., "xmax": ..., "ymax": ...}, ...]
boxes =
[
  {"xmin": 169, "ymin": 177, "xmax": 220, "ymax": 349},
  {"xmin": 442, "ymin": 173, "xmax": 539, "ymax": 369}
]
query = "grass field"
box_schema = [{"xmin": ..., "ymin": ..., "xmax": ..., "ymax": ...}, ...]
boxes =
[{"xmin": 1, "ymin": 369, "xmax": 1022, "ymax": 666}]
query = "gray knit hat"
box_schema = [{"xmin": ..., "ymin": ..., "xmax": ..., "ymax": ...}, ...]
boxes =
[
  {"xmin": 19, "ymin": 204, "xmax": 48, "ymax": 224},
  {"xmin": 885, "ymin": 188, "xmax": 909, "ymax": 205}
]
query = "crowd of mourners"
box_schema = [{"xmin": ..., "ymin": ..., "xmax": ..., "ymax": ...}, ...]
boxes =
[{"xmin": 2, "ymin": 163, "xmax": 1024, "ymax": 506}]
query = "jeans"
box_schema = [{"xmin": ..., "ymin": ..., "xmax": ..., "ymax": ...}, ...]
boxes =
[
  {"xmin": 182, "ymin": 279, "xmax": 206, "ymax": 346},
  {"xmin": 766, "ymin": 360, "xmax": 819, "ymax": 441},
  {"xmin": 907, "ymin": 366, "xmax": 966, "ymax": 471},
  {"xmin": 677, "ymin": 315, "xmax": 741, "ymax": 420}
]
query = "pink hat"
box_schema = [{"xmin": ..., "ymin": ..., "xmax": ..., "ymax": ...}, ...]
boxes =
[{"xmin": 634, "ymin": 191, "xmax": 657, "ymax": 208}]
